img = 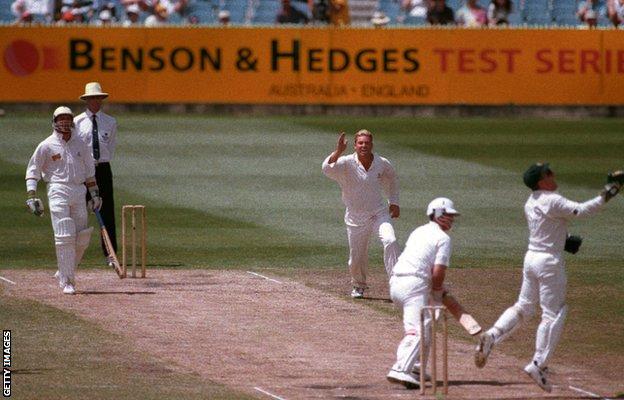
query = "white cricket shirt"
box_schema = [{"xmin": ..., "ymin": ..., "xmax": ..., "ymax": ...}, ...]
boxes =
[
  {"xmin": 25, "ymin": 130, "xmax": 96, "ymax": 185},
  {"xmin": 392, "ymin": 221, "xmax": 452, "ymax": 280},
  {"xmin": 74, "ymin": 110, "xmax": 117, "ymax": 163},
  {"xmin": 525, "ymin": 190, "xmax": 604, "ymax": 254},
  {"xmin": 322, "ymin": 152, "xmax": 399, "ymax": 225}
]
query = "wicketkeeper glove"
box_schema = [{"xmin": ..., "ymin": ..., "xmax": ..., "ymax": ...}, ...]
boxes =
[
  {"xmin": 564, "ymin": 235, "xmax": 582, "ymax": 254},
  {"xmin": 607, "ymin": 170, "xmax": 624, "ymax": 185},
  {"xmin": 25, "ymin": 191, "xmax": 44, "ymax": 217},
  {"xmin": 601, "ymin": 182, "xmax": 621, "ymax": 202}
]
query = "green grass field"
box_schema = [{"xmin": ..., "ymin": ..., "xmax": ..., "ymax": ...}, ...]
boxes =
[{"xmin": 1, "ymin": 113, "xmax": 623, "ymax": 397}]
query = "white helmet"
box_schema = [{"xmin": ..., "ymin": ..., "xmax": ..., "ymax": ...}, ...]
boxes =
[
  {"xmin": 426, "ymin": 197, "xmax": 460, "ymax": 219},
  {"xmin": 52, "ymin": 106, "xmax": 74, "ymax": 133},
  {"xmin": 53, "ymin": 106, "xmax": 74, "ymax": 121}
]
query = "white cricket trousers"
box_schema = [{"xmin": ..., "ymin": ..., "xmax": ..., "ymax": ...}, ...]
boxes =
[
  {"xmin": 388, "ymin": 275, "xmax": 431, "ymax": 373},
  {"xmin": 346, "ymin": 212, "xmax": 399, "ymax": 288},
  {"xmin": 48, "ymin": 183, "xmax": 88, "ymax": 284},
  {"xmin": 493, "ymin": 250, "xmax": 567, "ymax": 369}
]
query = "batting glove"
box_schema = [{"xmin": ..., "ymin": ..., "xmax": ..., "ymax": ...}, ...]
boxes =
[{"xmin": 26, "ymin": 195, "xmax": 44, "ymax": 217}]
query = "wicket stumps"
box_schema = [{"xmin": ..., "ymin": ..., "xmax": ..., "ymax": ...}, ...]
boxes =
[
  {"xmin": 419, "ymin": 305, "xmax": 448, "ymax": 395},
  {"xmin": 121, "ymin": 205, "xmax": 146, "ymax": 278}
]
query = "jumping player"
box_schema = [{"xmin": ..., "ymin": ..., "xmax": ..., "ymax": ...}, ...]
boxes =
[{"xmin": 474, "ymin": 163, "xmax": 622, "ymax": 391}]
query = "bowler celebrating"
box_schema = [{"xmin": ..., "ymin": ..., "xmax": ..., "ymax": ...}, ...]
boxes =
[{"xmin": 322, "ymin": 130, "xmax": 400, "ymax": 298}]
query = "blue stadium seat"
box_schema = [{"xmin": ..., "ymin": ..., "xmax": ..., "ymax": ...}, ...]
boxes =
[
  {"xmin": 522, "ymin": 0, "xmax": 553, "ymax": 25},
  {"xmin": 0, "ymin": 5, "xmax": 14, "ymax": 22},
  {"xmin": 192, "ymin": 0, "xmax": 218, "ymax": 24},
  {"xmin": 224, "ymin": 0, "xmax": 249, "ymax": 23},
  {"xmin": 446, "ymin": 0, "xmax": 461, "ymax": 12},
  {"xmin": 507, "ymin": 9, "xmax": 523, "ymax": 25},
  {"xmin": 403, "ymin": 14, "xmax": 427, "ymax": 25},
  {"xmin": 378, "ymin": 0, "xmax": 401, "ymax": 24},
  {"xmin": 253, "ymin": 0, "xmax": 280, "ymax": 23},
  {"xmin": 552, "ymin": 9, "xmax": 579, "ymax": 25}
]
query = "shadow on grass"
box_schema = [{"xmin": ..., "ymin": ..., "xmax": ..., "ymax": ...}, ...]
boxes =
[
  {"xmin": 447, "ymin": 379, "xmax": 523, "ymax": 387},
  {"xmin": 12, "ymin": 368, "xmax": 50, "ymax": 375},
  {"xmin": 360, "ymin": 296, "xmax": 392, "ymax": 303},
  {"xmin": 304, "ymin": 384, "xmax": 373, "ymax": 390}
]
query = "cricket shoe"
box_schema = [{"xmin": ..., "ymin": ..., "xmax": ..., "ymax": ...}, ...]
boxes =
[
  {"xmin": 411, "ymin": 367, "xmax": 431, "ymax": 382},
  {"xmin": 524, "ymin": 361, "xmax": 552, "ymax": 393},
  {"xmin": 53, "ymin": 270, "xmax": 59, "ymax": 279},
  {"xmin": 106, "ymin": 256, "xmax": 115, "ymax": 267},
  {"xmin": 351, "ymin": 287, "xmax": 365, "ymax": 299},
  {"xmin": 474, "ymin": 331, "xmax": 495, "ymax": 368},
  {"xmin": 63, "ymin": 284, "xmax": 76, "ymax": 295},
  {"xmin": 386, "ymin": 369, "xmax": 420, "ymax": 390}
]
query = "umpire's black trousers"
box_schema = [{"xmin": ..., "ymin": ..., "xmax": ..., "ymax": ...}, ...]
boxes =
[{"xmin": 87, "ymin": 162, "xmax": 117, "ymax": 256}]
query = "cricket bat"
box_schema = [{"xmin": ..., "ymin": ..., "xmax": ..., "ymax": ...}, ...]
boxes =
[
  {"xmin": 95, "ymin": 210, "xmax": 125, "ymax": 279},
  {"xmin": 442, "ymin": 292, "xmax": 482, "ymax": 336}
]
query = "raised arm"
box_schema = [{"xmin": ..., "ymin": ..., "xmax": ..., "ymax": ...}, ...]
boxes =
[
  {"xmin": 551, "ymin": 171, "xmax": 622, "ymax": 219},
  {"xmin": 322, "ymin": 132, "xmax": 348, "ymax": 180},
  {"xmin": 327, "ymin": 132, "xmax": 347, "ymax": 165}
]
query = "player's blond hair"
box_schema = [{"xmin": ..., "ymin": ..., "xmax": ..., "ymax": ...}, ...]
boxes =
[{"xmin": 354, "ymin": 129, "xmax": 373, "ymax": 143}]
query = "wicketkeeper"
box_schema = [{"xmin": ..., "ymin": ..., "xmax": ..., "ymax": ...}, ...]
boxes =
[
  {"xmin": 25, "ymin": 106, "xmax": 102, "ymax": 294},
  {"xmin": 474, "ymin": 163, "xmax": 622, "ymax": 392}
]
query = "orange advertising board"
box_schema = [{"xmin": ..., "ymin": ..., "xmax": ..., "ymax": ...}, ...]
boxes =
[{"xmin": 1, "ymin": 26, "xmax": 624, "ymax": 104}]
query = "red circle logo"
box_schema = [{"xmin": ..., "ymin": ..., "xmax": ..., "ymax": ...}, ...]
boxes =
[{"xmin": 4, "ymin": 40, "xmax": 39, "ymax": 77}]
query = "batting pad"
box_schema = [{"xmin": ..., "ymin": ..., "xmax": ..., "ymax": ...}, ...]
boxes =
[
  {"xmin": 54, "ymin": 217, "xmax": 76, "ymax": 244},
  {"xmin": 75, "ymin": 226, "xmax": 94, "ymax": 268},
  {"xmin": 54, "ymin": 218, "xmax": 76, "ymax": 284}
]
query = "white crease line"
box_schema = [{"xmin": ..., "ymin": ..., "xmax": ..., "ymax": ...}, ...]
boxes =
[
  {"xmin": 0, "ymin": 276, "xmax": 16, "ymax": 285},
  {"xmin": 254, "ymin": 387, "xmax": 288, "ymax": 400},
  {"xmin": 246, "ymin": 271, "xmax": 282, "ymax": 284},
  {"xmin": 568, "ymin": 385, "xmax": 608, "ymax": 399}
]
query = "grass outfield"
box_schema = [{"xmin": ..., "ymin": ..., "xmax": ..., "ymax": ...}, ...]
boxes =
[{"xmin": 1, "ymin": 113, "xmax": 624, "ymax": 393}]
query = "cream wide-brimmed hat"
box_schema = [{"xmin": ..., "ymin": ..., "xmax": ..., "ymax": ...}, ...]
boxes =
[
  {"xmin": 80, "ymin": 82, "xmax": 109, "ymax": 100},
  {"xmin": 371, "ymin": 11, "xmax": 390, "ymax": 26}
]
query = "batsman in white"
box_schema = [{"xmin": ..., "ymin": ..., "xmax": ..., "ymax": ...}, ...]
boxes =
[
  {"xmin": 386, "ymin": 197, "xmax": 459, "ymax": 389},
  {"xmin": 322, "ymin": 129, "xmax": 400, "ymax": 298},
  {"xmin": 25, "ymin": 106, "xmax": 102, "ymax": 295},
  {"xmin": 474, "ymin": 163, "xmax": 622, "ymax": 392}
]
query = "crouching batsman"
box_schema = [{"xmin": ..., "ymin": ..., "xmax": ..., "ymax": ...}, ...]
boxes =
[
  {"xmin": 475, "ymin": 163, "xmax": 622, "ymax": 392},
  {"xmin": 387, "ymin": 197, "xmax": 460, "ymax": 389},
  {"xmin": 25, "ymin": 106, "xmax": 102, "ymax": 295}
]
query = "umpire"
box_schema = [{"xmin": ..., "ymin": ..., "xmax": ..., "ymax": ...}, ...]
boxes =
[{"xmin": 75, "ymin": 82, "xmax": 118, "ymax": 266}]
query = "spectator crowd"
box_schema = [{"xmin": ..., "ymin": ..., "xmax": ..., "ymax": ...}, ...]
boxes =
[
  {"xmin": 7, "ymin": 0, "xmax": 624, "ymax": 28},
  {"xmin": 9, "ymin": 0, "xmax": 198, "ymax": 25}
]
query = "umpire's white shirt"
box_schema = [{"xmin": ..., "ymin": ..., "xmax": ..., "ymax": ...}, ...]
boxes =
[
  {"xmin": 392, "ymin": 221, "xmax": 452, "ymax": 281},
  {"xmin": 74, "ymin": 110, "xmax": 117, "ymax": 163},
  {"xmin": 26, "ymin": 130, "xmax": 95, "ymax": 185},
  {"xmin": 322, "ymin": 153, "xmax": 399, "ymax": 225},
  {"xmin": 525, "ymin": 191, "xmax": 603, "ymax": 254}
]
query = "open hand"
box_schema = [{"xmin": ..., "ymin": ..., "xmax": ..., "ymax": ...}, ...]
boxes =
[{"xmin": 336, "ymin": 132, "xmax": 347, "ymax": 155}]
